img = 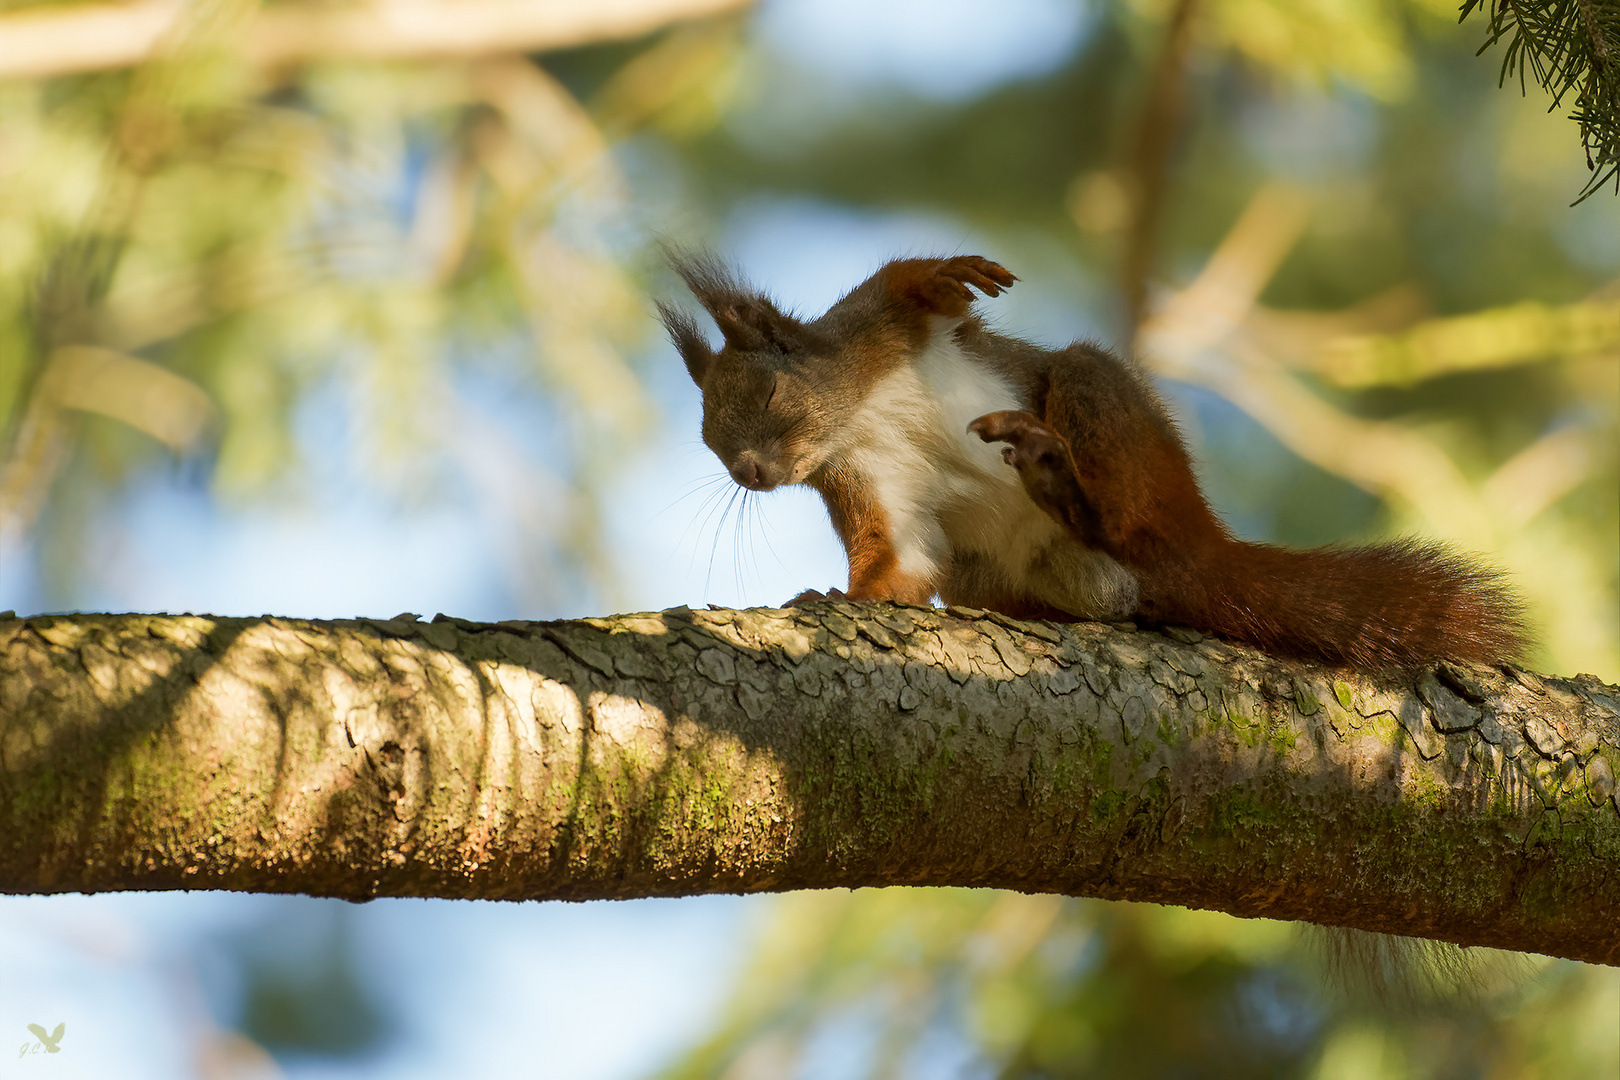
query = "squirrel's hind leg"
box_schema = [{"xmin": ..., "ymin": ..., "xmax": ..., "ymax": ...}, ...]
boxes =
[{"xmin": 967, "ymin": 411, "xmax": 1112, "ymax": 552}]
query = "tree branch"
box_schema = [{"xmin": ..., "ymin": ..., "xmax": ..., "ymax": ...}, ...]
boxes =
[
  {"xmin": 0, "ymin": 605, "xmax": 1615, "ymax": 964},
  {"xmin": 1463, "ymin": 0, "xmax": 1620, "ymax": 201},
  {"xmin": 1121, "ymin": 0, "xmax": 1201, "ymax": 338}
]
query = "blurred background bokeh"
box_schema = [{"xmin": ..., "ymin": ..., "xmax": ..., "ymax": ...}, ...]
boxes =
[{"xmin": 0, "ymin": 0, "xmax": 1616, "ymax": 1076}]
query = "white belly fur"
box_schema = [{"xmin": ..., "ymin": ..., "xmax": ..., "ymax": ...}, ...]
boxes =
[{"xmin": 834, "ymin": 325, "xmax": 1137, "ymax": 618}]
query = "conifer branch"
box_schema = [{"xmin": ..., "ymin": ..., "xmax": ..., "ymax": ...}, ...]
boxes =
[{"xmin": 1462, "ymin": 0, "xmax": 1620, "ymax": 201}]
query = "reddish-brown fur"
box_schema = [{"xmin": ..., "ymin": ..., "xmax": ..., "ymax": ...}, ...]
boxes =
[
  {"xmin": 971, "ymin": 399, "xmax": 1525, "ymax": 668},
  {"xmin": 871, "ymin": 256, "xmax": 1018, "ymax": 332},
  {"xmin": 810, "ymin": 466, "xmax": 936, "ymax": 605},
  {"xmin": 663, "ymin": 251, "xmax": 1526, "ymax": 669}
]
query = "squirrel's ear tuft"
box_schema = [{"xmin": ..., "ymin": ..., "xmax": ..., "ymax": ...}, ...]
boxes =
[
  {"xmin": 711, "ymin": 297, "xmax": 803, "ymax": 354},
  {"xmin": 664, "ymin": 247, "xmax": 804, "ymax": 354},
  {"xmin": 657, "ymin": 300, "xmax": 715, "ymax": 386}
]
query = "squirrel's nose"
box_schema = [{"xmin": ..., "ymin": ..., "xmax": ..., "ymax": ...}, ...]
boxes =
[{"xmin": 731, "ymin": 455, "xmax": 778, "ymax": 491}]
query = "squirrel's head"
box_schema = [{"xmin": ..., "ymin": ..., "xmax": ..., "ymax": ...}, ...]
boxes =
[{"xmin": 659, "ymin": 252, "xmax": 849, "ymax": 492}]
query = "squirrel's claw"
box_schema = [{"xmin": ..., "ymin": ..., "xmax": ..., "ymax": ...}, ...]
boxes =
[
  {"xmin": 938, "ymin": 256, "xmax": 1017, "ymax": 298},
  {"xmin": 885, "ymin": 256, "xmax": 1018, "ymax": 319}
]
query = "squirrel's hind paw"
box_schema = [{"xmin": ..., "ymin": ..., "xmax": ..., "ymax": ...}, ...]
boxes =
[
  {"xmin": 967, "ymin": 409, "xmax": 1048, "ymax": 444},
  {"xmin": 968, "ymin": 411, "xmax": 1092, "ymax": 532}
]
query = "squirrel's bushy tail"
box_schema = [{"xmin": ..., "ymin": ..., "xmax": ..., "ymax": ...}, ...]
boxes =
[{"xmin": 1191, "ymin": 538, "xmax": 1525, "ymax": 669}]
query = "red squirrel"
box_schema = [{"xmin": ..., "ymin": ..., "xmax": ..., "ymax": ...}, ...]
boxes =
[{"xmin": 659, "ymin": 252, "xmax": 1525, "ymax": 669}]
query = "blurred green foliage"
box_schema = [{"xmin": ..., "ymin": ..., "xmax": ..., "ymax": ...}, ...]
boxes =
[
  {"xmin": 632, "ymin": 2, "xmax": 1619, "ymax": 1076},
  {"xmin": 216, "ymin": 900, "xmax": 392, "ymax": 1058},
  {"xmin": 655, "ymin": 890, "xmax": 1619, "ymax": 1079},
  {"xmin": 0, "ymin": 1, "xmax": 1615, "ymax": 1076},
  {"xmin": 639, "ymin": 0, "xmax": 1619, "ymax": 678},
  {"xmin": 0, "ymin": 4, "xmax": 721, "ymax": 606}
]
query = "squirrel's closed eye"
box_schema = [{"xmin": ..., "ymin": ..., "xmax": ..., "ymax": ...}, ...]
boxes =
[{"xmin": 765, "ymin": 373, "xmax": 779, "ymax": 412}]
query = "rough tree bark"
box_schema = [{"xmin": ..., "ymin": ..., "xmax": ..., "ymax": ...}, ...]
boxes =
[{"xmin": 0, "ymin": 605, "xmax": 1615, "ymax": 965}]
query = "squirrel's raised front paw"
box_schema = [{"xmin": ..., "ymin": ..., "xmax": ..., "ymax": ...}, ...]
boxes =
[
  {"xmin": 936, "ymin": 256, "xmax": 1016, "ymax": 299},
  {"xmin": 886, "ymin": 256, "xmax": 1017, "ymax": 319}
]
